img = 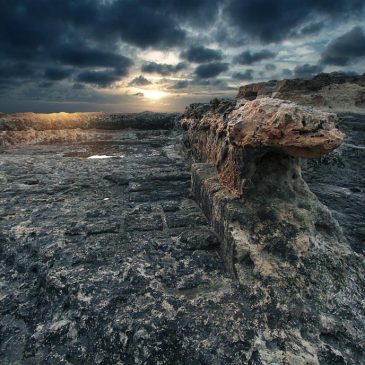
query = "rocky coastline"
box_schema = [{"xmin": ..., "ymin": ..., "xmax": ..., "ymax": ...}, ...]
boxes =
[{"xmin": 1, "ymin": 74, "xmax": 364, "ymax": 364}]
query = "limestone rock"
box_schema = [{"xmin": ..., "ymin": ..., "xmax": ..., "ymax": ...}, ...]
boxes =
[
  {"xmin": 228, "ymin": 97, "xmax": 345, "ymax": 158},
  {"xmin": 182, "ymin": 97, "xmax": 344, "ymax": 195},
  {"xmin": 236, "ymin": 72, "xmax": 365, "ymax": 113},
  {"xmin": 182, "ymin": 95, "xmax": 364, "ymax": 365}
]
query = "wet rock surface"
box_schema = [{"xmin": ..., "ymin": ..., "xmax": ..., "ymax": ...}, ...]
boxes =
[
  {"xmin": 0, "ymin": 129, "xmax": 246, "ymax": 364},
  {"xmin": 303, "ymin": 113, "xmax": 365, "ymax": 255}
]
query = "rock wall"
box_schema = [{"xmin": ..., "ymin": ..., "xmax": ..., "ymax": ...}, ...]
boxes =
[{"xmin": 237, "ymin": 72, "xmax": 365, "ymax": 113}]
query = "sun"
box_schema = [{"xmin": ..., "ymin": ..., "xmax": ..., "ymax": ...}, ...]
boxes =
[{"xmin": 143, "ymin": 90, "xmax": 166, "ymax": 100}]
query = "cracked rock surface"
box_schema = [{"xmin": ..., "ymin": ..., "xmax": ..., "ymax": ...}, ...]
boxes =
[
  {"xmin": 0, "ymin": 129, "xmax": 250, "ymax": 364},
  {"xmin": 0, "ymin": 113, "xmax": 364, "ymax": 364}
]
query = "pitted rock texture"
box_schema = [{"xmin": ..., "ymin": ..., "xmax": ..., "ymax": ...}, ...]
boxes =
[
  {"xmin": 181, "ymin": 97, "xmax": 344, "ymax": 195},
  {"xmin": 229, "ymin": 98, "xmax": 344, "ymax": 158},
  {"xmin": 191, "ymin": 161, "xmax": 365, "ymax": 364},
  {"xmin": 236, "ymin": 72, "xmax": 365, "ymax": 113},
  {"xmin": 181, "ymin": 98, "xmax": 364, "ymax": 364},
  {"xmin": 0, "ymin": 124, "xmax": 364, "ymax": 364},
  {"xmin": 303, "ymin": 113, "xmax": 365, "ymax": 255}
]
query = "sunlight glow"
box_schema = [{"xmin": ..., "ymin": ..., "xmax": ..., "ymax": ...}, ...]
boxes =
[{"xmin": 143, "ymin": 90, "xmax": 166, "ymax": 100}]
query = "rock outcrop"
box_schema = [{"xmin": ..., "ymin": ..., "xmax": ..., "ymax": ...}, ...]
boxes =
[
  {"xmin": 237, "ymin": 72, "xmax": 365, "ymax": 113},
  {"xmin": 0, "ymin": 111, "xmax": 177, "ymax": 146},
  {"xmin": 181, "ymin": 97, "xmax": 364, "ymax": 363},
  {"xmin": 0, "ymin": 95, "xmax": 363, "ymax": 364},
  {"xmin": 182, "ymin": 97, "xmax": 345, "ymax": 196}
]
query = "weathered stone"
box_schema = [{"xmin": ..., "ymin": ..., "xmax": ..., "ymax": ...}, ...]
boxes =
[
  {"xmin": 0, "ymin": 104, "xmax": 364, "ymax": 364},
  {"xmin": 228, "ymin": 98, "xmax": 345, "ymax": 158},
  {"xmin": 181, "ymin": 95, "xmax": 364, "ymax": 364},
  {"xmin": 236, "ymin": 72, "xmax": 365, "ymax": 113},
  {"xmin": 178, "ymin": 228, "xmax": 220, "ymax": 250},
  {"xmin": 182, "ymin": 97, "xmax": 344, "ymax": 195}
]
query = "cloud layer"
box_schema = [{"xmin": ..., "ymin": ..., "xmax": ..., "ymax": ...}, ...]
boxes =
[{"xmin": 0, "ymin": 0, "xmax": 364, "ymax": 112}]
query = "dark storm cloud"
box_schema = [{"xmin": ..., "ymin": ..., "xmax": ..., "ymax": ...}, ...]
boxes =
[
  {"xmin": 299, "ymin": 22, "xmax": 324, "ymax": 36},
  {"xmin": 282, "ymin": 69, "xmax": 293, "ymax": 78},
  {"xmin": 232, "ymin": 70, "xmax": 254, "ymax": 81},
  {"xmin": 128, "ymin": 75, "xmax": 152, "ymax": 86},
  {"xmin": 224, "ymin": 0, "xmax": 365, "ymax": 43},
  {"xmin": 233, "ymin": 50, "xmax": 276, "ymax": 65},
  {"xmin": 76, "ymin": 70, "xmax": 122, "ymax": 88},
  {"xmin": 55, "ymin": 46, "xmax": 133, "ymax": 70},
  {"xmin": 44, "ymin": 68, "xmax": 73, "ymax": 81},
  {"xmin": 321, "ymin": 26, "xmax": 365, "ymax": 66},
  {"xmin": 157, "ymin": 0, "xmax": 220, "ymax": 26},
  {"xmin": 0, "ymin": 0, "xmax": 364, "ymax": 112},
  {"xmin": 103, "ymin": 1, "xmax": 186, "ymax": 48},
  {"xmin": 191, "ymin": 78, "xmax": 235, "ymax": 90},
  {"xmin": 0, "ymin": 62, "xmax": 38, "ymax": 80},
  {"xmin": 294, "ymin": 64, "xmax": 324, "ymax": 79},
  {"xmin": 38, "ymin": 82, "xmax": 54, "ymax": 89},
  {"xmin": 195, "ymin": 63, "xmax": 229, "ymax": 79},
  {"xmin": 142, "ymin": 62, "xmax": 187, "ymax": 76},
  {"xmin": 181, "ymin": 46, "xmax": 223, "ymax": 63}
]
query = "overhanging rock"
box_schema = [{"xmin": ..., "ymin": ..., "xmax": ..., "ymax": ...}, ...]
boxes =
[
  {"xmin": 181, "ymin": 97, "xmax": 363, "ymax": 291},
  {"xmin": 182, "ymin": 97, "xmax": 345, "ymax": 196}
]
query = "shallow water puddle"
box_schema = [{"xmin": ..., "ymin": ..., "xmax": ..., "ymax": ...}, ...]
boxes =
[{"xmin": 87, "ymin": 155, "xmax": 121, "ymax": 159}]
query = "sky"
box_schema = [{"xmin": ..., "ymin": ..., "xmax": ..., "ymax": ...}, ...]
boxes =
[{"xmin": 0, "ymin": 0, "xmax": 364, "ymax": 113}]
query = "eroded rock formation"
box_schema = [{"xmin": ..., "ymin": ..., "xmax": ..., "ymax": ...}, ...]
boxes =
[
  {"xmin": 182, "ymin": 97, "xmax": 345, "ymax": 196},
  {"xmin": 181, "ymin": 97, "xmax": 364, "ymax": 363},
  {"xmin": 237, "ymin": 72, "xmax": 365, "ymax": 112}
]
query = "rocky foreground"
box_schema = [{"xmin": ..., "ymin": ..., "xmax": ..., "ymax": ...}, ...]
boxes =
[{"xmin": 1, "ymin": 75, "xmax": 365, "ymax": 364}]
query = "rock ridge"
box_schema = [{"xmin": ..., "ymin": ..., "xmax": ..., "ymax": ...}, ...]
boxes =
[{"xmin": 236, "ymin": 72, "xmax": 365, "ymax": 113}]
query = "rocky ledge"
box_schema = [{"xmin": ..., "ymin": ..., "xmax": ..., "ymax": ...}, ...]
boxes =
[
  {"xmin": 182, "ymin": 97, "xmax": 344, "ymax": 195},
  {"xmin": 237, "ymin": 72, "xmax": 365, "ymax": 113}
]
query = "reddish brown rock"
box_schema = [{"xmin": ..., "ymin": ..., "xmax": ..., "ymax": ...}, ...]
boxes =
[
  {"xmin": 181, "ymin": 97, "xmax": 345, "ymax": 196},
  {"xmin": 228, "ymin": 98, "xmax": 345, "ymax": 158}
]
